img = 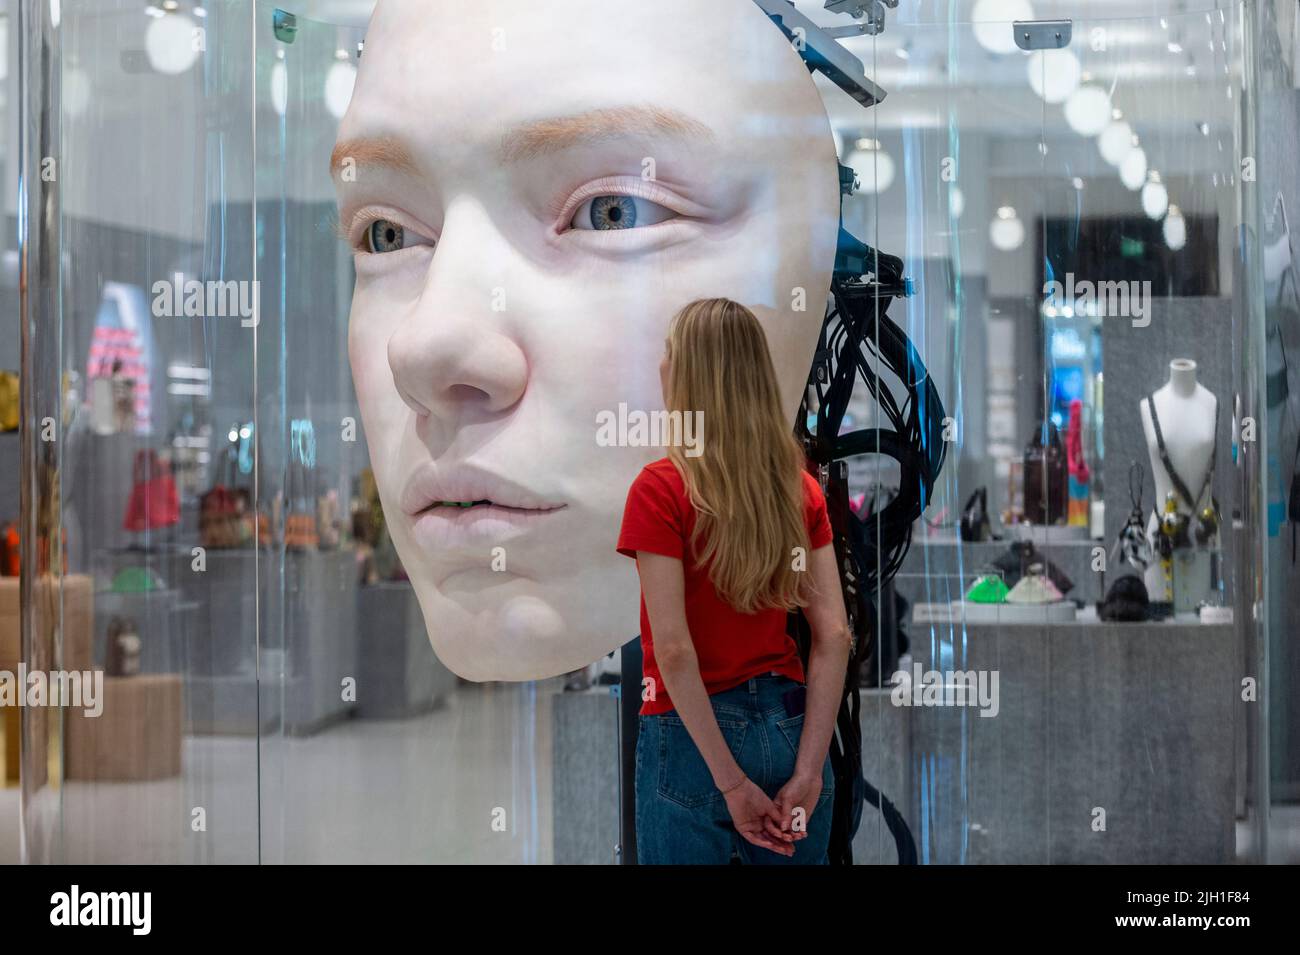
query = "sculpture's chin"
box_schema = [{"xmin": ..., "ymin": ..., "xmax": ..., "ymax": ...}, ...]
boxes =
[{"xmin": 415, "ymin": 571, "xmax": 640, "ymax": 683}]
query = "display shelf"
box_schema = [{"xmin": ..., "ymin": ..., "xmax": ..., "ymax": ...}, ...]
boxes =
[{"xmin": 355, "ymin": 583, "xmax": 457, "ymax": 718}]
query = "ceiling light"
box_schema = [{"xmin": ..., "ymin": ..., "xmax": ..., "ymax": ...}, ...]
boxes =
[
  {"xmin": 949, "ymin": 185, "xmax": 965, "ymax": 219},
  {"xmin": 271, "ymin": 59, "xmax": 288, "ymax": 116},
  {"xmin": 972, "ymin": 0, "xmax": 1036, "ymax": 55},
  {"xmin": 1120, "ymin": 147, "xmax": 1148, "ymax": 190},
  {"xmin": 145, "ymin": 8, "xmax": 201, "ymax": 75},
  {"xmin": 1028, "ymin": 48, "xmax": 1081, "ymax": 104},
  {"xmin": 846, "ymin": 140, "xmax": 896, "ymax": 194},
  {"xmin": 990, "ymin": 206, "xmax": 1025, "ymax": 251},
  {"xmin": 1141, "ymin": 173, "xmax": 1169, "ymax": 219},
  {"xmin": 1164, "ymin": 205, "xmax": 1187, "ymax": 250},
  {"xmin": 1064, "ymin": 86, "xmax": 1112, "ymax": 136},
  {"xmin": 324, "ymin": 55, "xmax": 357, "ymax": 120},
  {"xmin": 1098, "ymin": 120, "xmax": 1134, "ymax": 166}
]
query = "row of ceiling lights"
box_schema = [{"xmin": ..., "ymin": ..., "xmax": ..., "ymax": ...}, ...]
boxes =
[
  {"xmin": 837, "ymin": 2, "xmax": 1192, "ymax": 253},
  {"xmin": 974, "ymin": 0, "xmax": 1201, "ymax": 252}
]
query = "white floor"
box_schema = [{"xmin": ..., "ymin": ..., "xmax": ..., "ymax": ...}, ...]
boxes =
[
  {"xmin": 2, "ymin": 680, "xmax": 1298, "ymax": 864},
  {"xmin": 7, "ymin": 679, "xmax": 556, "ymax": 864}
]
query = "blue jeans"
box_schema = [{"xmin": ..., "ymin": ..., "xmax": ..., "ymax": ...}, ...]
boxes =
[{"xmin": 634, "ymin": 674, "xmax": 834, "ymax": 865}]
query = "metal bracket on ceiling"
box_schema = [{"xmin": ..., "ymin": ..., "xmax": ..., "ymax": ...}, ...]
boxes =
[
  {"xmin": 1013, "ymin": 19, "xmax": 1073, "ymax": 51},
  {"xmin": 272, "ymin": 9, "xmax": 298, "ymax": 45},
  {"xmin": 824, "ymin": 0, "xmax": 900, "ymax": 37},
  {"xmin": 751, "ymin": 0, "xmax": 888, "ymax": 107}
]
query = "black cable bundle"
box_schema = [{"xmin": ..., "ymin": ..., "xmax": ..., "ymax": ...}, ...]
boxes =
[
  {"xmin": 791, "ymin": 227, "xmax": 945, "ymax": 865},
  {"xmin": 803, "ymin": 228, "xmax": 948, "ymax": 593}
]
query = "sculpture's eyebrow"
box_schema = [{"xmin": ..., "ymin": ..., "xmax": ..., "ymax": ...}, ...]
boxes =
[
  {"xmin": 496, "ymin": 105, "xmax": 714, "ymax": 163},
  {"xmin": 330, "ymin": 105, "xmax": 712, "ymax": 179},
  {"xmin": 330, "ymin": 135, "xmax": 420, "ymax": 178}
]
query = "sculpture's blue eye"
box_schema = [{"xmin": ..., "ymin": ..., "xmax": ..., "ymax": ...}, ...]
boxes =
[
  {"xmin": 571, "ymin": 195, "xmax": 676, "ymax": 231},
  {"xmin": 367, "ymin": 219, "xmax": 405, "ymax": 253},
  {"xmin": 591, "ymin": 196, "xmax": 636, "ymax": 230}
]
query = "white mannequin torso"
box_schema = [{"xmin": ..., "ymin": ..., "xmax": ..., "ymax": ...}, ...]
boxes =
[{"xmin": 1139, "ymin": 359, "xmax": 1218, "ymax": 517}]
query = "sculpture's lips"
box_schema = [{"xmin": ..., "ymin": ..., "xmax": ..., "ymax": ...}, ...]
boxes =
[
  {"xmin": 400, "ymin": 462, "xmax": 565, "ymax": 517},
  {"xmin": 400, "ymin": 463, "xmax": 565, "ymax": 551}
]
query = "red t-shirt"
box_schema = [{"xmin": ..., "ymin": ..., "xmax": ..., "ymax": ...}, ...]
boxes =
[{"xmin": 617, "ymin": 458, "xmax": 834, "ymax": 716}]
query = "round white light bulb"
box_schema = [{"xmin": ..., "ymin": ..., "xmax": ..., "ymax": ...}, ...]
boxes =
[
  {"xmin": 1064, "ymin": 86, "xmax": 1112, "ymax": 136},
  {"xmin": 1163, "ymin": 206, "xmax": 1187, "ymax": 250},
  {"xmin": 145, "ymin": 11, "xmax": 201, "ymax": 75},
  {"xmin": 271, "ymin": 60, "xmax": 288, "ymax": 117},
  {"xmin": 324, "ymin": 59, "xmax": 357, "ymax": 120},
  {"xmin": 1120, "ymin": 147, "xmax": 1148, "ymax": 190},
  {"xmin": 990, "ymin": 207, "xmax": 1025, "ymax": 251},
  {"xmin": 846, "ymin": 146, "xmax": 896, "ymax": 194},
  {"xmin": 1028, "ymin": 48, "xmax": 1081, "ymax": 104},
  {"xmin": 949, "ymin": 185, "xmax": 965, "ymax": 219},
  {"xmin": 1141, "ymin": 178, "xmax": 1169, "ymax": 219},
  {"xmin": 1098, "ymin": 120, "xmax": 1133, "ymax": 165},
  {"xmin": 972, "ymin": 0, "xmax": 1036, "ymax": 55}
]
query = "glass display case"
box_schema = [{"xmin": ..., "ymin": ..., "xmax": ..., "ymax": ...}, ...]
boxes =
[{"xmin": 13, "ymin": 0, "xmax": 1297, "ymax": 864}]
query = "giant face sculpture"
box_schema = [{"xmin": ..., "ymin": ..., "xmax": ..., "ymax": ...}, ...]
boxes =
[{"xmin": 333, "ymin": 0, "xmax": 840, "ymax": 681}]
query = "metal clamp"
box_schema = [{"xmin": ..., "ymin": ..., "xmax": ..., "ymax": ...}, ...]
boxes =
[{"xmin": 1013, "ymin": 19, "xmax": 1072, "ymax": 51}]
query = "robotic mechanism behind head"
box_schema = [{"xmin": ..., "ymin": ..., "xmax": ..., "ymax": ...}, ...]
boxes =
[{"xmin": 756, "ymin": 0, "xmax": 946, "ymax": 865}]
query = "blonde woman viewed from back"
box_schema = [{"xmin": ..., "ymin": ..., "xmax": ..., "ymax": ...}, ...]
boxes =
[{"xmin": 617, "ymin": 298, "xmax": 851, "ymax": 865}]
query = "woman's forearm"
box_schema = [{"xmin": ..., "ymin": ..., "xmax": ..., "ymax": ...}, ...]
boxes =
[
  {"xmin": 794, "ymin": 626, "xmax": 850, "ymax": 780},
  {"xmin": 655, "ymin": 641, "xmax": 745, "ymax": 791}
]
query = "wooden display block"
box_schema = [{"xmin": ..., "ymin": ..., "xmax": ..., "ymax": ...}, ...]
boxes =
[
  {"xmin": 2, "ymin": 705, "xmax": 17, "ymax": 784},
  {"xmin": 0, "ymin": 574, "xmax": 95, "ymax": 672},
  {"xmin": 0, "ymin": 702, "xmax": 49, "ymax": 789},
  {"xmin": 64, "ymin": 674, "xmax": 182, "ymax": 781}
]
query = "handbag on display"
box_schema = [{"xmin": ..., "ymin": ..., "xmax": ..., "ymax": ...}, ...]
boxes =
[
  {"xmin": 316, "ymin": 490, "xmax": 341, "ymax": 550},
  {"xmin": 1005, "ymin": 563, "xmax": 1064, "ymax": 604},
  {"xmin": 285, "ymin": 513, "xmax": 319, "ymax": 550},
  {"xmin": 0, "ymin": 371, "xmax": 18, "ymax": 432},
  {"xmin": 0, "ymin": 522, "xmax": 19, "ymax": 576},
  {"xmin": 965, "ymin": 572, "xmax": 1009, "ymax": 604},
  {"xmin": 1098, "ymin": 575, "xmax": 1151, "ymax": 622},
  {"xmin": 959, "ymin": 487, "xmax": 992, "ymax": 542},
  {"xmin": 105, "ymin": 616, "xmax": 142, "ymax": 677},
  {"xmin": 991, "ymin": 540, "xmax": 1074, "ymax": 596},
  {"xmin": 122, "ymin": 449, "xmax": 180, "ymax": 532},
  {"xmin": 200, "ymin": 485, "xmax": 252, "ymax": 549},
  {"xmin": 1022, "ymin": 421, "xmax": 1067, "ymax": 525},
  {"xmin": 200, "ymin": 442, "xmax": 253, "ymax": 549},
  {"xmin": 283, "ymin": 422, "xmax": 319, "ymax": 551},
  {"xmin": 1112, "ymin": 462, "xmax": 1154, "ymax": 572},
  {"xmin": 257, "ymin": 497, "xmax": 281, "ymax": 549},
  {"xmin": 110, "ymin": 567, "xmax": 166, "ymax": 593}
]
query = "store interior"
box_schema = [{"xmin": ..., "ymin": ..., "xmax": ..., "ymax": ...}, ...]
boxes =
[{"xmin": 2, "ymin": 0, "xmax": 1299, "ymax": 864}]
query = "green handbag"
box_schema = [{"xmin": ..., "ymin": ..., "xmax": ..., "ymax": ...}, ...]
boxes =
[{"xmin": 965, "ymin": 573, "xmax": 1009, "ymax": 604}]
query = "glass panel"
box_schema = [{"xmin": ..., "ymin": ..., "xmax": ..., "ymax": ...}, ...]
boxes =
[
  {"xmin": 15, "ymin": 0, "xmax": 1287, "ymax": 867},
  {"xmin": 838, "ymin": 0, "xmax": 1270, "ymax": 864},
  {"xmin": 252, "ymin": 4, "xmax": 552, "ymax": 864},
  {"xmin": 21, "ymin": 0, "xmax": 261, "ymax": 862}
]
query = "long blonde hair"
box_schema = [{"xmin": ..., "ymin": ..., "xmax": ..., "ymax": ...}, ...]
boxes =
[{"xmin": 665, "ymin": 298, "xmax": 811, "ymax": 614}]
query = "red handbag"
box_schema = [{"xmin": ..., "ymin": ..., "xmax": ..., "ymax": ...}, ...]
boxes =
[{"xmin": 123, "ymin": 449, "xmax": 180, "ymax": 531}]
